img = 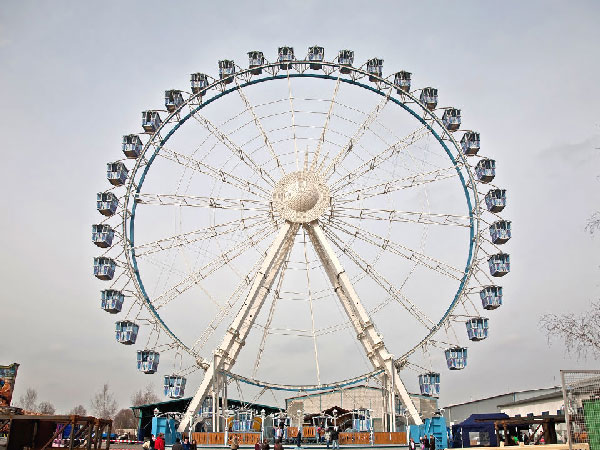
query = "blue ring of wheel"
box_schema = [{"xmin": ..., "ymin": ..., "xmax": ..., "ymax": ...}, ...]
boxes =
[{"xmin": 129, "ymin": 73, "xmax": 476, "ymax": 363}]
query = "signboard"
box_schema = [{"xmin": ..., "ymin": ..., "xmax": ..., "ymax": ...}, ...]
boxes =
[{"xmin": 0, "ymin": 363, "xmax": 20, "ymax": 407}]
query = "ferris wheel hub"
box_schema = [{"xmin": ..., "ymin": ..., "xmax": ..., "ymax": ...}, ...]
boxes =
[{"xmin": 272, "ymin": 171, "xmax": 330, "ymax": 223}]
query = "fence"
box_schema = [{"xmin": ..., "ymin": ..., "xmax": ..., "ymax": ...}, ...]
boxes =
[{"xmin": 561, "ymin": 370, "xmax": 600, "ymax": 450}]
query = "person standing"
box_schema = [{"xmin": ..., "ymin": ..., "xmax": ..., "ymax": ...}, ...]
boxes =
[
  {"xmin": 409, "ymin": 438, "xmax": 417, "ymax": 450},
  {"xmin": 183, "ymin": 437, "xmax": 192, "ymax": 450},
  {"xmin": 429, "ymin": 435, "xmax": 436, "ymax": 450},
  {"xmin": 295, "ymin": 431, "xmax": 302, "ymax": 448},
  {"xmin": 172, "ymin": 438, "xmax": 184, "ymax": 450},
  {"xmin": 261, "ymin": 439, "xmax": 271, "ymax": 450},
  {"xmin": 331, "ymin": 426, "xmax": 339, "ymax": 450},
  {"xmin": 274, "ymin": 439, "xmax": 284, "ymax": 450},
  {"xmin": 231, "ymin": 435, "xmax": 240, "ymax": 450},
  {"xmin": 155, "ymin": 434, "xmax": 165, "ymax": 450},
  {"xmin": 149, "ymin": 434, "xmax": 156, "ymax": 450},
  {"xmin": 325, "ymin": 428, "xmax": 331, "ymax": 449}
]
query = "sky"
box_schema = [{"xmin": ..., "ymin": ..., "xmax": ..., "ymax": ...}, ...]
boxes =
[{"xmin": 1, "ymin": 0, "xmax": 599, "ymax": 415}]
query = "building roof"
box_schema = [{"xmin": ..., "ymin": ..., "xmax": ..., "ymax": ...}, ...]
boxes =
[
  {"xmin": 442, "ymin": 386, "xmax": 561, "ymax": 409},
  {"xmin": 497, "ymin": 390, "xmax": 564, "ymax": 408}
]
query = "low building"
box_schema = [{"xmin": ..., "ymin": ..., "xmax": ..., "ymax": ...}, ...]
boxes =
[
  {"xmin": 442, "ymin": 386, "xmax": 562, "ymax": 425},
  {"xmin": 285, "ymin": 385, "xmax": 438, "ymax": 431}
]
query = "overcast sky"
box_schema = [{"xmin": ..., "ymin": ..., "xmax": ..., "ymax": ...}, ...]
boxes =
[{"xmin": 1, "ymin": 0, "xmax": 599, "ymax": 415}]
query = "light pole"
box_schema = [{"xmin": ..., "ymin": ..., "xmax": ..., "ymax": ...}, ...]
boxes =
[
  {"xmin": 333, "ymin": 409, "xmax": 338, "ymax": 429},
  {"xmin": 261, "ymin": 409, "xmax": 266, "ymax": 442}
]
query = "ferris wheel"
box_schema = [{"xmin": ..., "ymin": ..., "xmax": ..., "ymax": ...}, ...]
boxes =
[{"xmin": 92, "ymin": 45, "xmax": 511, "ymax": 432}]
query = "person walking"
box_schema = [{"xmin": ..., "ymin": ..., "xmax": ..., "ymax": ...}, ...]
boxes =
[
  {"xmin": 325, "ymin": 428, "xmax": 331, "ymax": 449},
  {"xmin": 295, "ymin": 431, "xmax": 302, "ymax": 448}
]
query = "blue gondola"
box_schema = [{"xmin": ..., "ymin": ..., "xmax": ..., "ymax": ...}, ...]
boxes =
[
  {"xmin": 338, "ymin": 50, "xmax": 354, "ymax": 74},
  {"xmin": 233, "ymin": 410, "xmax": 254, "ymax": 432},
  {"xmin": 418, "ymin": 372, "xmax": 441, "ymax": 397},
  {"xmin": 308, "ymin": 45, "xmax": 324, "ymax": 70},
  {"xmin": 476, "ymin": 158, "xmax": 496, "ymax": 183},
  {"xmin": 248, "ymin": 51, "xmax": 265, "ymax": 75},
  {"xmin": 107, "ymin": 162, "xmax": 128, "ymax": 186},
  {"xmin": 94, "ymin": 257, "xmax": 116, "ymax": 280},
  {"xmin": 92, "ymin": 224, "xmax": 114, "ymax": 248},
  {"xmin": 351, "ymin": 409, "xmax": 373, "ymax": 432},
  {"xmin": 460, "ymin": 131, "xmax": 480, "ymax": 156},
  {"xmin": 165, "ymin": 90, "xmax": 184, "ymax": 113},
  {"xmin": 101, "ymin": 289, "xmax": 124, "ymax": 313},
  {"xmin": 466, "ymin": 317, "xmax": 489, "ymax": 341},
  {"xmin": 164, "ymin": 375, "xmax": 186, "ymax": 398},
  {"xmin": 490, "ymin": 220, "xmax": 512, "ymax": 244},
  {"xmin": 480, "ymin": 285, "xmax": 503, "ymax": 310},
  {"xmin": 488, "ymin": 253, "xmax": 510, "ymax": 277},
  {"xmin": 137, "ymin": 350, "xmax": 160, "ymax": 374},
  {"xmin": 97, "ymin": 192, "xmax": 118, "ymax": 216},
  {"xmin": 122, "ymin": 134, "xmax": 143, "ymax": 159},
  {"xmin": 190, "ymin": 73, "xmax": 209, "ymax": 95},
  {"xmin": 366, "ymin": 58, "xmax": 383, "ymax": 82},
  {"xmin": 278, "ymin": 46, "xmax": 295, "ymax": 69},
  {"xmin": 420, "ymin": 87, "xmax": 438, "ymax": 110},
  {"xmin": 218, "ymin": 60, "xmax": 235, "ymax": 84},
  {"xmin": 142, "ymin": 111, "xmax": 161, "ymax": 133},
  {"xmin": 115, "ymin": 320, "xmax": 139, "ymax": 345},
  {"xmin": 393, "ymin": 71, "xmax": 411, "ymax": 93},
  {"xmin": 445, "ymin": 347, "xmax": 467, "ymax": 370},
  {"xmin": 485, "ymin": 189, "xmax": 507, "ymax": 212},
  {"xmin": 442, "ymin": 108, "xmax": 461, "ymax": 131}
]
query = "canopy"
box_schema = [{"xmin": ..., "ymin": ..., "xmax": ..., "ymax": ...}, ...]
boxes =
[{"xmin": 451, "ymin": 413, "xmax": 508, "ymax": 448}]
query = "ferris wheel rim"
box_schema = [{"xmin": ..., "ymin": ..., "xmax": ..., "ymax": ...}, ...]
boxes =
[{"xmin": 121, "ymin": 68, "xmax": 482, "ymax": 368}]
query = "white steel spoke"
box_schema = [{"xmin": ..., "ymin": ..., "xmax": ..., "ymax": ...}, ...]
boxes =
[
  {"xmin": 159, "ymin": 146, "xmax": 271, "ymax": 199},
  {"xmin": 335, "ymin": 165, "xmax": 461, "ymax": 204},
  {"xmin": 323, "ymin": 218, "xmax": 464, "ymax": 280},
  {"xmin": 252, "ymin": 257, "xmax": 290, "ymax": 377},
  {"xmin": 132, "ymin": 215, "xmax": 269, "ymax": 257},
  {"xmin": 153, "ymin": 223, "xmax": 277, "ymax": 309},
  {"xmin": 304, "ymin": 222, "xmax": 422, "ymax": 426},
  {"xmin": 135, "ymin": 193, "xmax": 271, "ymax": 212},
  {"xmin": 191, "ymin": 255, "xmax": 265, "ymax": 355},
  {"xmin": 321, "ymin": 225, "xmax": 436, "ymax": 330},
  {"xmin": 331, "ymin": 207, "xmax": 471, "ymax": 227},
  {"xmin": 319, "ymin": 87, "xmax": 392, "ymax": 178},
  {"xmin": 310, "ymin": 75, "xmax": 342, "ymax": 172},
  {"xmin": 190, "ymin": 112, "xmax": 277, "ymax": 186},
  {"xmin": 286, "ymin": 69, "xmax": 300, "ymax": 171},
  {"xmin": 235, "ymin": 79, "xmax": 285, "ymax": 175},
  {"xmin": 303, "ymin": 228, "xmax": 321, "ymax": 385},
  {"xmin": 330, "ymin": 126, "xmax": 429, "ymax": 193},
  {"xmin": 179, "ymin": 222, "xmax": 299, "ymax": 432}
]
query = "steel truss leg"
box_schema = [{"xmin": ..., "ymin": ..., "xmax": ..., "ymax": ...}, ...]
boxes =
[
  {"xmin": 304, "ymin": 221, "xmax": 423, "ymax": 427},
  {"xmin": 178, "ymin": 222, "xmax": 300, "ymax": 432}
]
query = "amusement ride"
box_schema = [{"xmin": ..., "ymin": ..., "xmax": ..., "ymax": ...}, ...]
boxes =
[{"xmin": 92, "ymin": 45, "xmax": 511, "ymax": 435}]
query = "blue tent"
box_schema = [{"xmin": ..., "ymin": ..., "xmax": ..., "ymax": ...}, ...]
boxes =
[{"xmin": 451, "ymin": 413, "xmax": 508, "ymax": 448}]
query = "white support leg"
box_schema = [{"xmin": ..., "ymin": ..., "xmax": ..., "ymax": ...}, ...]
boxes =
[
  {"xmin": 304, "ymin": 221, "xmax": 423, "ymax": 426},
  {"xmin": 178, "ymin": 222, "xmax": 299, "ymax": 432}
]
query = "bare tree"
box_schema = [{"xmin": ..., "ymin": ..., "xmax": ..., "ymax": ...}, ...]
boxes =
[
  {"xmin": 131, "ymin": 383, "xmax": 159, "ymax": 407},
  {"xmin": 113, "ymin": 408, "xmax": 137, "ymax": 430},
  {"xmin": 90, "ymin": 383, "xmax": 118, "ymax": 419},
  {"xmin": 540, "ymin": 300, "xmax": 600, "ymax": 358},
  {"xmin": 586, "ymin": 212, "xmax": 600, "ymax": 234},
  {"xmin": 38, "ymin": 401, "xmax": 56, "ymax": 415},
  {"xmin": 70, "ymin": 404, "xmax": 87, "ymax": 416},
  {"xmin": 17, "ymin": 388, "xmax": 38, "ymax": 411}
]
